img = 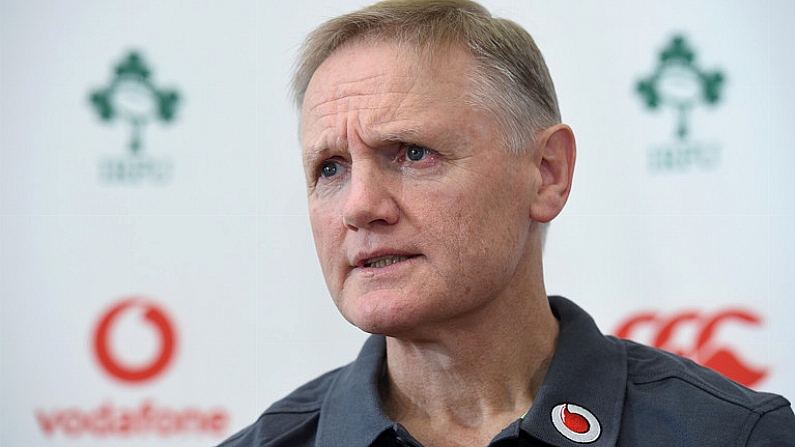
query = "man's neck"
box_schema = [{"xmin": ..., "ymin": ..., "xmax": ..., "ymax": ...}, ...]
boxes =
[{"xmin": 379, "ymin": 294, "xmax": 559, "ymax": 447}]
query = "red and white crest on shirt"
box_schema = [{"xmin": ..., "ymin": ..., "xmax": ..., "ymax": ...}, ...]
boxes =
[{"xmin": 551, "ymin": 403, "xmax": 601, "ymax": 443}]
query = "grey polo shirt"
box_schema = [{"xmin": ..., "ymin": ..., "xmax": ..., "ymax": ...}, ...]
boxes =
[{"xmin": 218, "ymin": 296, "xmax": 795, "ymax": 446}]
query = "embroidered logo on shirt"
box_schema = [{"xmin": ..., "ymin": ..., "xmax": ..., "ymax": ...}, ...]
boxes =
[{"xmin": 551, "ymin": 403, "xmax": 601, "ymax": 443}]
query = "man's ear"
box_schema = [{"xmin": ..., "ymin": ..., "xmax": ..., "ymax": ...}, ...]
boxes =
[{"xmin": 529, "ymin": 124, "xmax": 576, "ymax": 223}]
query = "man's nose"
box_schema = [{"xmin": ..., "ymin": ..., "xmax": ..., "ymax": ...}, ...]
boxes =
[{"xmin": 342, "ymin": 162, "xmax": 400, "ymax": 230}]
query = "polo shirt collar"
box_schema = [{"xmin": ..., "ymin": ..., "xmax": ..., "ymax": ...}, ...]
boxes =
[
  {"xmin": 316, "ymin": 335, "xmax": 393, "ymax": 447},
  {"xmin": 520, "ymin": 296, "xmax": 626, "ymax": 447},
  {"xmin": 315, "ymin": 296, "xmax": 627, "ymax": 447}
]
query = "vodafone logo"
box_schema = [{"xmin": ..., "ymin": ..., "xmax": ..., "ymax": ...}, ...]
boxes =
[
  {"xmin": 93, "ymin": 297, "xmax": 177, "ymax": 383},
  {"xmin": 34, "ymin": 296, "xmax": 231, "ymax": 439},
  {"xmin": 614, "ymin": 308, "xmax": 767, "ymax": 387},
  {"xmin": 551, "ymin": 403, "xmax": 601, "ymax": 443}
]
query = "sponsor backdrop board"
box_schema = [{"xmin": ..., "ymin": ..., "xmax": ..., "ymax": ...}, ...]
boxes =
[{"xmin": 1, "ymin": 0, "xmax": 793, "ymax": 445}]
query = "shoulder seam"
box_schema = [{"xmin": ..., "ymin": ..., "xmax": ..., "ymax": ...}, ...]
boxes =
[
  {"xmin": 263, "ymin": 407, "xmax": 321, "ymax": 416},
  {"xmin": 622, "ymin": 339, "xmax": 787, "ymax": 414},
  {"xmin": 629, "ymin": 370, "xmax": 787, "ymax": 414}
]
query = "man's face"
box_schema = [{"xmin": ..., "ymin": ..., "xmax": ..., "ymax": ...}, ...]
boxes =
[{"xmin": 301, "ymin": 41, "xmax": 543, "ymax": 338}]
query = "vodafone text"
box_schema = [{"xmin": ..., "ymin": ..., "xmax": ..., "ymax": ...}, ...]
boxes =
[{"xmin": 35, "ymin": 400, "xmax": 229, "ymax": 438}]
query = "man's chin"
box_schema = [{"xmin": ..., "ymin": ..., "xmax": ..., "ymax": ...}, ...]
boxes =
[{"xmin": 338, "ymin": 293, "xmax": 424, "ymax": 337}]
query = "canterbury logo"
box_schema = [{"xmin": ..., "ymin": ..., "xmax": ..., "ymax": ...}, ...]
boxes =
[{"xmin": 615, "ymin": 309, "xmax": 767, "ymax": 387}]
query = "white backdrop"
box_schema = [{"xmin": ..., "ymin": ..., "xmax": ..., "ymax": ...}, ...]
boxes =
[{"xmin": 1, "ymin": 1, "xmax": 793, "ymax": 445}]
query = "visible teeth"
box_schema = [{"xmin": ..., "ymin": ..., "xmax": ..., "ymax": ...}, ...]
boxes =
[{"xmin": 365, "ymin": 255, "xmax": 409, "ymax": 268}]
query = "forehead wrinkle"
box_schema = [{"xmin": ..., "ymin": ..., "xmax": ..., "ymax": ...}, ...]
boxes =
[
  {"xmin": 305, "ymin": 70, "xmax": 415, "ymax": 111},
  {"xmin": 307, "ymin": 89, "xmax": 421, "ymax": 124},
  {"xmin": 302, "ymin": 49, "xmax": 443, "ymax": 155},
  {"xmin": 306, "ymin": 92, "xmax": 426, "ymax": 151}
]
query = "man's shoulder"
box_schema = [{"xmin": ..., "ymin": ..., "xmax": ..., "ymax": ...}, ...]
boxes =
[
  {"xmin": 266, "ymin": 366, "xmax": 343, "ymax": 414},
  {"xmin": 618, "ymin": 336, "xmax": 788, "ymax": 413},
  {"xmin": 215, "ymin": 367, "xmax": 343, "ymax": 447}
]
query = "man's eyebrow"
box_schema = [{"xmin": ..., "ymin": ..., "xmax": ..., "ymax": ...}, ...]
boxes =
[
  {"xmin": 302, "ymin": 126, "xmax": 424, "ymax": 168},
  {"xmin": 302, "ymin": 146, "xmax": 332, "ymax": 169},
  {"xmin": 379, "ymin": 126, "xmax": 422, "ymax": 143}
]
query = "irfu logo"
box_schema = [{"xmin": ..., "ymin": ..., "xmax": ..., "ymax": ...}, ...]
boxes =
[
  {"xmin": 89, "ymin": 51, "xmax": 180, "ymax": 184},
  {"xmin": 636, "ymin": 36, "xmax": 725, "ymax": 171}
]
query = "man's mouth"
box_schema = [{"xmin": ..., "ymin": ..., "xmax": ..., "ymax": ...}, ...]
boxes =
[{"xmin": 363, "ymin": 255, "xmax": 412, "ymax": 268}]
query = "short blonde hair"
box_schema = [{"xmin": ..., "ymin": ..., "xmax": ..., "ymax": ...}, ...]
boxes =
[{"xmin": 291, "ymin": 0, "xmax": 561, "ymax": 153}]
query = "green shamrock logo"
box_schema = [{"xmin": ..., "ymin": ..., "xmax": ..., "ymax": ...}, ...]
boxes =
[
  {"xmin": 90, "ymin": 51, "xmax": 179, "ymax": 153},
  {"xmin": 637, "ymin": 36, "xmax": 724, "ymax": 140}
]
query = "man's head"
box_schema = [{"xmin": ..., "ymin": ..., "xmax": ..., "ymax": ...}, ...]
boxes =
[
  {"xmin": 292, "ymin": 0, "xmax": 561, "ymax": 154},
  {"xmin": 294, "ymin": 0, "xmax": 575, "ymax": 338}
]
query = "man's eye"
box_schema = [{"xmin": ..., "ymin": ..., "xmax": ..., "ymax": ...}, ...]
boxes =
[
  {"xmin": 406, "ymin": 145, "xmax": 428, "ymax": 161},
  {"xmin": 320, "ymin": 161, "xmax": 340, "ymax": 178}
]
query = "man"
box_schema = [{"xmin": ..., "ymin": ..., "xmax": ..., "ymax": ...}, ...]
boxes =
[{"xmin": 220, "ymin": 1, "xmax": 795, "ymax": 445}]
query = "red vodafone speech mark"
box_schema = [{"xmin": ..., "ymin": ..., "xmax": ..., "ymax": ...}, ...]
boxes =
[
  {"xmin": 561, "ymin": 404, "xmax": 590, "ymax": 434},
  {"xmin": 615, "ymin": 308, "xmax": 767, "ymax": 388},
  {"xmin": 551, "ymin": 403, "xmax": 601, "ymax": 443},
  {"xmin": 93, "ymin": 298, "xmax": 177, "ymax": 383}
]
